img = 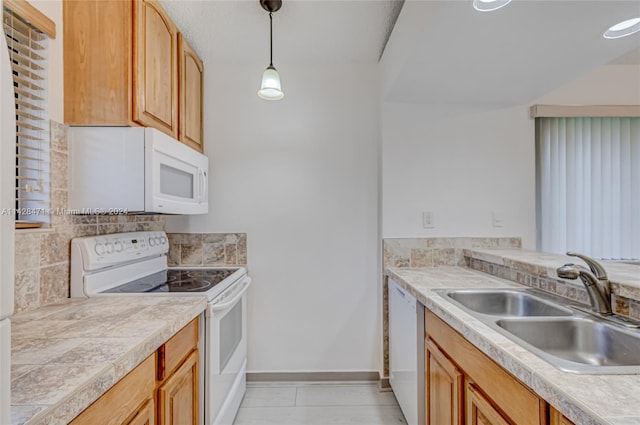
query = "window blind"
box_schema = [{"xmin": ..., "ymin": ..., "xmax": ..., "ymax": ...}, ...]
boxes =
[
  {"xmin": 3, "ymin": 6, "xmax": 50, "ymax": 225},
  {"xmin": 536, "ymin": 117, "xmax": 640, "ymax": 260}
]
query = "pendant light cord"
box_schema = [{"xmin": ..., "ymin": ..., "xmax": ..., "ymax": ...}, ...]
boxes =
[{"xmin": 269, "ymin": 11, "xmax": 274, "ymax": 67}]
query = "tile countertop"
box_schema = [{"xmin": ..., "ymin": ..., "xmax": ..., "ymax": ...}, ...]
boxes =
[
  {"xmin": 10, "ymin": 295, "xmax": 208, "ymax": 425},
  {"xmin": 387, "ymin": 266, "xmax": 640, "ymax": 425}
]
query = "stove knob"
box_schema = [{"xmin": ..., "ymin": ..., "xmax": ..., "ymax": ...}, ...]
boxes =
[
  {"xmin": 149, "ymin": 237, "xmax": 156, "ymax": 247},
  {"xmin": 115, "ymin": 241, "xmax": 123, "ymax": 253},
  {"xmin": 95, "ymin": 243, "xmax": 105, "ymax": 256},
  {"xmin": 160, "ymin": 236, "xmax": 167, "ymax": 244},
  {"xmin": 154, "ymin": 237, "xmax": 161, "ymax": 245},
  {"xmin": 105, "ymin": 242, "xmax": 115, "ymax": 254}
]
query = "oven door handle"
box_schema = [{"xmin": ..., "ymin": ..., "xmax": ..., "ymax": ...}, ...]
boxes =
[{"xmin": 209, "ymin": 277, "xmax": 252, "ymax": 312}]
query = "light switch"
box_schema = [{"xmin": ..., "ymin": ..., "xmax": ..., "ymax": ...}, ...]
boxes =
[{"xmin": 423, "ymin": 211, "xmax": 435, "ymax": 229}]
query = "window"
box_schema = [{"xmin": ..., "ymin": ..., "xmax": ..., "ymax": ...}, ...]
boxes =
[
  {"xmin": 2, "ymin": 1, "xmax": 54, "ymax": 227},
  {"xmin": 536, "ymin": 116, "xmax": 640, "ymax": 260}
]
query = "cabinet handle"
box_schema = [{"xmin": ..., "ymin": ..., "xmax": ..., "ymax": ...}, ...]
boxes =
[{"xmin": 396, "ymin": 286, "xmax": 406, "ymax": 298}]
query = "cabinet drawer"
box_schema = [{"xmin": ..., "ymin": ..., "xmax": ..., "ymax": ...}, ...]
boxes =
[
  {"xmin": 70, "ymin": 353, "xmax": 156, "ymax": 425},
  {"xmin": 159, "ymin": 317, "xmax": 198, "ymax": 381}
]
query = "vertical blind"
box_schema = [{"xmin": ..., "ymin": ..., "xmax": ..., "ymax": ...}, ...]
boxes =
[
  {"xmin": 3, "ymin": 6, "xmax": 50, "ymax": 224},
  {"xmin": 537, "ymin": 117, "xmax": 640, "ymax": 260}
]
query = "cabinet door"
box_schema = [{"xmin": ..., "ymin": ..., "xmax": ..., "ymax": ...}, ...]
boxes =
[
  {"xmin": 134, "ymin": 0, "xmax": 178, "ymax": 138},
  {"xmin": 466, "ymin": 382, "xmax": 511, "ymax": 425},
  {"xmin": 70, "ymin": 355, "xmax": 156, "ymax": 425},
  {"xmin": 178, "ymin": 34, "xmax": 204, "ymax": 153},
  {"xmin": 425, "ymin": 338, "xmax": 463, "ymax": 425},
  {"xmin": 127, "ymin": 399, "xmax": 155, "ymax": 425},
  {"xmin": 158, "ymin": 350, "xmax": 199, "ymax": 425},
  {"xmin": 550, "ymin": 408, "xmax": 575, "ymax": 425}
]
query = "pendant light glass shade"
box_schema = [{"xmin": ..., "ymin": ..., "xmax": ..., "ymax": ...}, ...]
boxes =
[
  {"xmin": 258, "ymin": 65, "xmax": 284, "ymax": 100},
  {"xmin": 473, "ymin": 0, "xmax": 512, "ymax": 12},
  {"xmin": 258, "ymin": 2, "xmax": 284, "ymax": 101}
]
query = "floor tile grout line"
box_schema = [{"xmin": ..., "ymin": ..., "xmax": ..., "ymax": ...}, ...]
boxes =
[{"xmin": 238, "ymin": 403, "xmax": 404, "ymax": 409}]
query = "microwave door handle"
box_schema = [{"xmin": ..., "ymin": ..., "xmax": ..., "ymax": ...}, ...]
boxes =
[{"xmin": 199, "ymin": 170, "xmax": 207, "ymax": 202}]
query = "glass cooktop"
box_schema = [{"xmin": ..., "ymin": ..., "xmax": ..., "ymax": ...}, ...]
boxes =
[{"xmin": 103, "ymin": 268, "xmax": 238, "ymax": 294}]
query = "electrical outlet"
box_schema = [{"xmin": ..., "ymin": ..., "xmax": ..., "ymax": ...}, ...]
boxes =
[
  {"xmin": 423, "ymin": 211, "xmax": 435, "ymax": 229},
  {"xmin": 492, "ymin": 210, "xmax": 504, "ymax": 228}
]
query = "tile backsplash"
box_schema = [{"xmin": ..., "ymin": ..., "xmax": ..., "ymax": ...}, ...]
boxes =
[
  {"xmin": 13, "ymin": 121, "xmax": 247, "ymax": 314},
  {"xmin": 167, "ymin": 233, "xmax": 247, "ymax": 267},
  {"xmin": 383, "ymin": 237, "xmax": 522, "ymax": 268}
]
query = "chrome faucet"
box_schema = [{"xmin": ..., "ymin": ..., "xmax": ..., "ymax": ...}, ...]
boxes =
[{"xmin": 556, "ymin": 252, "xmax": 612, "ymax": 315}]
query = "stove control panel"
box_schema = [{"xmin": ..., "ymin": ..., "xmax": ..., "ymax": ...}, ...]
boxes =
[{"xmin": 72, "ymin": 231, "xmax": 169, "ymax": 271}]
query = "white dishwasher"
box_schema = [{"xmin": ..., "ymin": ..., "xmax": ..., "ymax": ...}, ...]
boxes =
[{"xmin": 389, "ymin": 278, "xmax": 424, "ymax": 425}]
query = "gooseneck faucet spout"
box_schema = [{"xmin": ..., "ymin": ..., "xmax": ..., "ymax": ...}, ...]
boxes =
[{"xmin": 557, "ymin": 253, "xmax": 612, "ymax": 315}]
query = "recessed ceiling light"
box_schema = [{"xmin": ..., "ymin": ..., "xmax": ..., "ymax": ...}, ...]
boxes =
[
  {"xmin": 604, "ymin": 18, "xmax": 640, "ymax": 39},
  {"xmin": 473, "ymin": 0, "xmax": 513, "ymax": 12}
]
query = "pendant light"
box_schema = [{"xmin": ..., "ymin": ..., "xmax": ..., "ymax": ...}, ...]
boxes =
[{"xmin": 258, "ymin": 0, "xmax": 284, "ymax": 100}]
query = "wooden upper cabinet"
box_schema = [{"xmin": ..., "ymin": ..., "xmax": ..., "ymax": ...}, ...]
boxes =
[
  {"xmin": 133, "ymin": 0, "xmax": 178, "ymax": 138},
  {"xmin": 64, "ymin": 0, "xmax": 133, "ymax": 126},
  {"xmin": 178, "ymin": 34, "xmax": 204, "ymax": 153},
  {"xmin": 64, "ymin": 0, "xmax": 202, "ymax": 150}
]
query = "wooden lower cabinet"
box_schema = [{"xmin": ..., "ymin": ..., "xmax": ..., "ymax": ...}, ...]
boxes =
[
  {"xmin": 127, "ymin": 399, "xmax": 156, "ymax": 425},
  {"xmin": 466, "ymin": 382, "xmax": 511, "ymax": 425},
  {"xmin": 70, "ymin": 318, "xmax": 200, "ymax": 425},
  {"xmin": 550, "ymin": 408, "xmax": 576, "ymax": 425},
  {"xmin": 158, "ymin": 350, "xmax": 199, "ymax": 425},
  {"xmin": 425, "ymin": 338, "xmax": 463, "ymax": 425},
  {"xmin": 70, "ymin": 354, "xmax": 156, "ymax": 425},
  {"xmin": 425, "ymin": 309, "xmax": 547, "ymax": 425}
]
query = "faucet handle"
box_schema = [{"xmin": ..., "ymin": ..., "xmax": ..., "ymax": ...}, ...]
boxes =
[{"xmin": 566, "ymin": 252, "xmax": 608, "ymax": 280}]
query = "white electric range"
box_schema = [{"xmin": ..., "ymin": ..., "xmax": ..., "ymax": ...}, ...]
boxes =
[{"xmin": 71, "ymin": 231, "xmax": 250, "ymax": 425}]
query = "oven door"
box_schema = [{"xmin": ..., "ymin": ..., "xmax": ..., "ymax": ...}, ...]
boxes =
[
  {"xmin": 206, "ymin": 276, "xmax": 251, "ymax": 425},
  {"xmin": 144, "ymin": 127, "xmax": 208, "ymax": 215}
]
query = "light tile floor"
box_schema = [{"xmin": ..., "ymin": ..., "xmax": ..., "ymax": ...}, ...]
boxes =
[{"xmin": 233, "ymin": 382, "xmax": 408, "ymax": 425}]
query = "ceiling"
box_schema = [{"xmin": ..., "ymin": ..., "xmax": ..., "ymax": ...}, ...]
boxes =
[
  {"xmin": 380, "ymin": 0, "xmax": 640, "ymax": 105},
  {"xmin": 160, "ymin": 0, "xmax": 639, "ymax": 106},
  {"xmin": 160, "ymin": 0, "xmax": 404, "ymax": 64}
]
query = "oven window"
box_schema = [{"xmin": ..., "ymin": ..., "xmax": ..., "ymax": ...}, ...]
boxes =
[
  {"xmin": 160, "ymin": 164, "xmax": 194, "ymax": 198},
  {"xmin": 220, "ymin": 300, "xmax": 243, "ymax": 371}
]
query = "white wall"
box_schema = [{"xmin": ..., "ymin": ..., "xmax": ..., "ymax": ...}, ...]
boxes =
[
  {"xmin": 167, "ymin": 63, "xmax": 380, "ymax": 373},
  {"xmin": 381, "ymin": 64, "xmax": 640, "ymax": 248},
  {"xmin": 382, "ymin": 103, "xmax": 536, "ymax": 246},
  {"xmin": 536, "ymin": 65, "xmax": 640, "ymax": 105}
]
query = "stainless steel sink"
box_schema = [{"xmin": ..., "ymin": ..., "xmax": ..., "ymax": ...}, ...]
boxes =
[
  {"xmin": 495, "ymin": 317, "xmax": 640, "ymax": 373},
  {"xmin": 446, "ymin": 289, "xmax": 572, "ymax": 317},
  {"xmin": 437, "ymin": 288, "xmax": 640, "ymax": 374}
]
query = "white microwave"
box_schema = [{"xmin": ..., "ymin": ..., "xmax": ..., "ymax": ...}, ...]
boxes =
[{"xmin": 69, "ymin": 127, "xmax": 208, "ymax": 215}]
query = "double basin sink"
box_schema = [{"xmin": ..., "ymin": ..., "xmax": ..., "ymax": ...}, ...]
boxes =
[{"xmin": 440, "ymin": 288, "xmax": 640, "ymax": 374}]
